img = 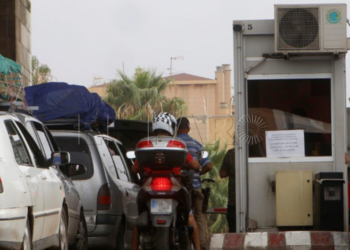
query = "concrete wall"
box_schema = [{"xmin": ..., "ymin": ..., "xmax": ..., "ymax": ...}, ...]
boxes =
[
  {"xmin": 0, "ymin": 0, "xmax": 32, "ymax": 86},
  {"xmin": 88, "ymin": 84, "xmax": 108, "ymax": 99},
  {"xmin": 209, "ymin": 115, "xmax": 235, "ymax": 148},
  {"xmin": 187, "ymin": 115, "xmax": 235, "ymax": 149},
  {"xmin": 163, "ymin": 65, "xmax": 234, "ymax": 147},
  {"xmin": 163, "ymin": 65, "xmax": 233, "ymax": 117},
  {"xmin": 215, "ymin": 64, "xmax": 232, "ymax": 115},
  {"xmin": 164, "ymin": 82, "xmax": 217, "ymax": 116}
]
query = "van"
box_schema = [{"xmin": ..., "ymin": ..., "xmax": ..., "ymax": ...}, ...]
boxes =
[{"xmin": 51, "ymin": 129, "xmax": 139, "ymax": 249}]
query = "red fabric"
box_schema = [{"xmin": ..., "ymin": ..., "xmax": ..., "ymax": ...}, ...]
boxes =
[
  {"xmin": 134, "ymin": 152, "xmax": 193, "ymax": 176},
  {"xmin": 348, "ymin": 182, "xmax": 350, "ymax": 210}
]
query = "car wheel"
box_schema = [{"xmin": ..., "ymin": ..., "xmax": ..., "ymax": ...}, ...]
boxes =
[
  {"xmin": 21, "ymin": 218, "xmax": 32, "ymax": 250},
  {"xmin": 71, "ymin": 210, "xmax": 88, "ymax": 250},
  {"xmin": 116, "ymin": 220, "xmax": 125, "ymax": 250},
  {"xmin": 59, "ymin": 208, "xmax": 68, "ymax": 250}
]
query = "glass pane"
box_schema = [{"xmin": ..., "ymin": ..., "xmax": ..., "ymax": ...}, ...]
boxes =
[
  {"xmin": 16, "ymin": 122, "xmax": 47, "ymax": 167},
  {"xmin": 5, "ymin": 121, "xmax": 31, "ymax": 165},
  {"xmin": 116, "ymin": 143, "xmax": 138, "ymax": 183},
  {"xmin": 33, "ymin": 122, "xmax": 53, "ymax": 161},
  {"xmin": 112, "ymin": 155, "xmax": 129, "ymax": 182},
  {"xmin": 54, "ymin": 136, "xmax": 94, "ymax": 180},
  {"xmin": 247, "ymin": 78, "xmax": 331, "ymax": 158},
  {"xmin": 98, "ymin": 138, "xmax": 118, "ymax": 179},
  {"xmin": 104, "ymin": 139, "xmax": 130, "ymax": 182}
]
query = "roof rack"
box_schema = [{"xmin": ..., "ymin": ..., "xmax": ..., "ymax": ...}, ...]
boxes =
[
  {"xmin": 0, "ymin": 101, "xmax": 38, "ymax": 113},
  {"xmin": 44, "ymin": 118, "xmax": 102, "ymax": 133}
]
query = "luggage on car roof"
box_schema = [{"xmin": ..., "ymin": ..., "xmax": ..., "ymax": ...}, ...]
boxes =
[{"xmin": 25, "ymin": 82, "xmax": 115, "ymax": 129}]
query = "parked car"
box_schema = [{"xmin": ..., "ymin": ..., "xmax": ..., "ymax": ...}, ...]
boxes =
[
  {"xmin": 50, "ymin": 129, "xmax": 140, "ymax": 249},
  {"xmin": 13, "ymin": 112, "xmax": 89, "ymax": 250},
  {"xmin": 0, "ymin": 112, "xmax": 68, "ymax": 249}
]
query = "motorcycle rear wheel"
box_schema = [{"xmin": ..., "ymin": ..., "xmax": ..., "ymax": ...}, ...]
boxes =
[{"xmin": 155, "ymin": 227, "xmax": 169, "ymax": 250}]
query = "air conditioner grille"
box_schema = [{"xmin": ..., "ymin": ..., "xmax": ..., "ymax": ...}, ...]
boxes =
[{"xmin": 278, "ymin": 8, "xmax": 319, "ymax": 50}]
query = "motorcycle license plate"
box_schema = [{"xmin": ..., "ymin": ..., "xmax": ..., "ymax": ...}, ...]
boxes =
[{"xmin": 150, "ymin": 199, "xmax": 172, "ymax": 214}]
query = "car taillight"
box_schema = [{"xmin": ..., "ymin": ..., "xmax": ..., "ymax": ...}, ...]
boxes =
[
  {"xmin": 97, "ymin": 184, "xmax": 111, "ymax": 210},
  {"xmin": 167, "ymin": 140, "xmax": 186, "ymax": 148},
  {"xmin": 0, "ymin": 177, "xmax": 3, "ymax": 193},
  {"xmin": 137, "ymin": 140, "xmax": 153, "ymax": 148},
  {"xmin": 151, "ymin": 177, "xmax": 173, "ymax": 191}
]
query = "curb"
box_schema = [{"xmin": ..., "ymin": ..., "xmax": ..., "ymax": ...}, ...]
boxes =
[{"xmin": 209, "ymin": 231, "xmax": 350, "ymax": 249}]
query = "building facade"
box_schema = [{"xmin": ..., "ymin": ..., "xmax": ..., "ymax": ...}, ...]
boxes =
[
  {"xmin": 162, "ymin": 64, "xmax": 234, "ymax": 148},
  {"xmin": 88, "ymin": 83, "xmax": 108, "ymax": 99},
  {"xmin": 88, "ymin": 65, "xmax": 235, "ymax": 148},
  {"xmin": 0, "ymin": 0, "xmax": 32, "ymax": 86}
]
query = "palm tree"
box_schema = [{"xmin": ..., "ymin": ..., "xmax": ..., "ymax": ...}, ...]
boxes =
[
  {"xmin": 32, "ymin": 56, "xmax": 52, "ymax": 85},
  {"xmin": 202, "ymin": 140, "xmax": 230, "ymax": 234},
  {"xmin": 105, "ymin": 69, "xmax": 187, "ymax": 121}
]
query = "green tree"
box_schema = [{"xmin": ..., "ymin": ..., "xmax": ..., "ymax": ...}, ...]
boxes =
[
  {"xmin": 202, "ymin": 140, "xmax": 230, "ymax": 234},
  {"xmin": 32, "ymin": 56, "xmax": 52, "ymax": 85},
  {"xmin": 105, "ymin": 69, "xmax": 187, "ymax": 121}
]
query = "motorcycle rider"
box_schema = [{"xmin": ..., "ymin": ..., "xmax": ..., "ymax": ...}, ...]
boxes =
[
  {"xmin": 131, "ymin": 112, "xmax": 201, "ymax": 250},
  {"xmin": 176, "ymin": 117, "xmax": 213, "ymax": 250}
]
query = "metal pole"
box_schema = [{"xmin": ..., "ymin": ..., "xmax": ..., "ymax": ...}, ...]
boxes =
[{"xmin": 170, "ymin": 57, "xmax": 173, "ymax": 75}]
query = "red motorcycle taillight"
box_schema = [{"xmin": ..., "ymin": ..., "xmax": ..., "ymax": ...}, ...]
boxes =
[
  {"xmin": 137, "ymin": 140, "xmax": 153, "ymax": 148},
  {"xmin": 150, "ymin": 177, "xmax": 173, "ymax": 191},
  {"xmin": 167, "ymin": 140, "xmax": 186, "ymax": 148}
]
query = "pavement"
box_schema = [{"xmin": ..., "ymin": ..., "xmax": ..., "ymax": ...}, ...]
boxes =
[{"xmin": 209, "ymin": 231, "xmax": 350, "ymax": 249}]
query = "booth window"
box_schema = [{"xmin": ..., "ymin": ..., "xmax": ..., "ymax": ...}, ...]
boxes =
[{"xmin": 247, "ymin": 78, "xmax": 331, "ymax": 158}]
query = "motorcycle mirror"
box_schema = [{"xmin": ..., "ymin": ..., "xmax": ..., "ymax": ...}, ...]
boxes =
[
  {"xmin": 126, "ymin": 151, "xmax": 136, "ymax": 159},
  {"xmin": 201, "ymin": 151, "xmax": 209, "ymax": 158}
]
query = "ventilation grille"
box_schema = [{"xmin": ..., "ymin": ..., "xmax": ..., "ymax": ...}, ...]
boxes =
[{"xmin": 277, "ymin": 8, "xmax": 319, "ymax": 50}]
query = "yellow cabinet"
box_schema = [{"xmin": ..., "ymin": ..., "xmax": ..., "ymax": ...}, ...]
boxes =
[{"xmin": 276, "ymin": 171, "xmax": 313, "ymax": 226}]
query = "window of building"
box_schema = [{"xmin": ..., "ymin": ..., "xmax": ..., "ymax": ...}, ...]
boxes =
[{"xmin": 247, "ymin": 78, "xmax": 331, "ymax": 158}]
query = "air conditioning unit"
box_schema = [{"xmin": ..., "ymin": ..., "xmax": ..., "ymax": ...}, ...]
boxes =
[{"xmin": 275, "ymin": 4, "xmax": 347, "ymax": 53}]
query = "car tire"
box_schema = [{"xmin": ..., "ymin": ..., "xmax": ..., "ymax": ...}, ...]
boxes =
[
  {"xmin": 21, "ymin": 218, "xmax": 32, "ymax": 250},
  {"xmin": 116, "ymin": 220, "xmax": 125, "ymax": 250},
  {"xmin": 58, "ymin": 208, "xmax": 68, "ymax": 250},
  {"xmin": 71, "ymin": 210, "xmax": 88, "ymax": 250}
]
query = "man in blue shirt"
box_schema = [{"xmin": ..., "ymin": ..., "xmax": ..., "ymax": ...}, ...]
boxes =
[{"xmin": 177, "ymin": 117, "xmax": 213, "ymax": 250}]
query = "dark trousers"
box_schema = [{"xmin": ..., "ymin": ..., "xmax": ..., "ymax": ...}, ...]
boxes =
[{"xmin": 227, "ymin": 205, "xmax": 236, "ymax": 233}]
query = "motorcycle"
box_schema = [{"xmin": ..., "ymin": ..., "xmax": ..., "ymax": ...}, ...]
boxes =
[{"xmin": 129, "ymin": 136, "xmax": 195, "ymax": 250}]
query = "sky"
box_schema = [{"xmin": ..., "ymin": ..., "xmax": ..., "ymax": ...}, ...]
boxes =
[{"xmin": 31, "ymin": 0, "xmax": 350, "ymax": 99}]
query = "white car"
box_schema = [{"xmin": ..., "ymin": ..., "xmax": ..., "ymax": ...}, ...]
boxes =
[
  {"xmin": 0, "ymin": 112, "xmax": 68, "ymax": 250},
  {"xmin": 14, "ymin": 112, "xmax": 88, "ymax": 250}
]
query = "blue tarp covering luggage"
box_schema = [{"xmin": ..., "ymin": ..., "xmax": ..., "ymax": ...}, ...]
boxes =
[{"xmin": 25, "ymin": 82, "xmax": 115, "ymax": 129}]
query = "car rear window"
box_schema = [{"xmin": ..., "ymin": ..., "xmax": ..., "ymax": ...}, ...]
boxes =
[{"xmin": 54, "ymin": 136, "xmax": 94, "ymax": 180}]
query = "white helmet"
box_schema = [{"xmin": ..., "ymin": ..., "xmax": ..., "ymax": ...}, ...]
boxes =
[{"xmin": 152, "ymin": 112, "xmax": 177, "ymax": 135}]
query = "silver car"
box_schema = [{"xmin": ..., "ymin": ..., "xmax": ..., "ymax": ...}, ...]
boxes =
[{"xmin": 51, "ymin": 130, "xmax": 140, "ymax": 250}]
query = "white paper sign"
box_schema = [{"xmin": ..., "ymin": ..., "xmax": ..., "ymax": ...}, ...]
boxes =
[{"xmin": 266, "ymin": 130, "xmax": 305, "ymax": 158}]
